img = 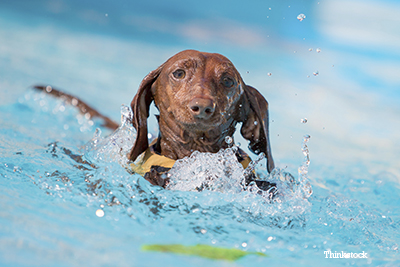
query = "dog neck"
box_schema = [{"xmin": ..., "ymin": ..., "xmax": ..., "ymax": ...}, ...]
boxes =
[{"xmin": 155, "ymin": 115, "xmax": 237, "ymax": 160}]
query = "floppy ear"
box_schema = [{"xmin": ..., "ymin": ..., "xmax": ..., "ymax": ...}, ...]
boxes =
[
  {"xmin": 240, "ymin": 84, "xmax": 275, "ymax": 173},
  {"xmin": 129, "ymin": 65, "xmax": 164, "ymax": 162}
]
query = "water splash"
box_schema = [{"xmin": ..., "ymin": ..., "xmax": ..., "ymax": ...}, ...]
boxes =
[
  {"xmin": 224, "ymin": 136, "xmax": 233, "ymax": 147},
  {"xmin": 167, "ymin": 136, "xmax": 313, "ymax": 214},
  {"xmin": 36, "ymin": 103, "xmax": 314, "ymax": 227},
  {"xmin": 167, "ymin": 148, "xmax": 244, "ymax": 193},
  {"xmin": 298, "ymin": 135, "xmax": 313, "ymax": 198},
  {"xmin": 243, "ymin": 152, "xmax": 265, "ymax": 184},
  {"xmin": 18, "ymin": 89, "xmax": 97, "ymax": 133},
  {"xmin": 84, "ymin": 105, "xmax": 136, "ymax": 165}
]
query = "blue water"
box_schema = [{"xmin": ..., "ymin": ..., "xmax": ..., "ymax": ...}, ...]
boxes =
[{"xmin": 1, "ymin": 0, "xmax": 400, "ymax": 266}]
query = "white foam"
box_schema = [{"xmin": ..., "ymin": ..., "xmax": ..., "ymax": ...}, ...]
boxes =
[{"xmin": 167, "ymin": 148, "xmax": 245, "ymax": 193}]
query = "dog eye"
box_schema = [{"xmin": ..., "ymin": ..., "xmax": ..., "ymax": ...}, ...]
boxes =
[
  {"xmin": 172, "ymin": 69, "xmax": 186, "ymax": 79},
  {"xmin": 222, "ymin": 77, "xmax": 235, "ymax": 88}
]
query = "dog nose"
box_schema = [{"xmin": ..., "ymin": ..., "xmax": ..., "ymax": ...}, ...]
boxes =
[{"xmin": 188, "ymin": 97, "xmax": 215, "ymax": 119}]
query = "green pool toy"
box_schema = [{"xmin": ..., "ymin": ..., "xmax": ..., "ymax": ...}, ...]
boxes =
[{"xmin": 141, "ymin": 244, "xmax": 267, "ymax": 261}]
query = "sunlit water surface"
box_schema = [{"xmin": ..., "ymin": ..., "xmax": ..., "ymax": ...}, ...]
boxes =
[{"xmin": 1, "ymin": 90, "xmax": 399, "ymax": 266}]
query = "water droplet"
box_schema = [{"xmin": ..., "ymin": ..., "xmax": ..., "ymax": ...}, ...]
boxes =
[
  {"xmin": 301, "ymin": 118, "xmax": 308, "ymax": 123},
  {"xmin": 309, "ymin": 48, "xmax": 313, "ymax": 52},
  {"xmin": 313, "ymin": 71, "xmax": 319, "ymax": 76},
  {"xmin": 254, "ymin": 121, "xmax": 258, "ymax": 125},
  {"xmin": 13, "ymin": 166, "xmax": 21, "ymax": 173},
  {"xmin": 201, "ymin": 229, "xmax": 207, "ymax": 234},
  {"xmin": 71, "ymin": 98, "xmax": 78, "ymax": 106},
  {"xmin": 316, "ymin": 48, "xmax": 321, "ymax": 53},
  {"xmin": 225, "ymin": 136, "xmax": 233, "ymax": 145},
  {"xmin": 269, "ymin": 7, "xmax": 272, "ymax": 10},
  {"xmin": 242, "ymin": 242, "xmax": 247, "ymax": 247},
  {"xmin": 267, "ymin": 72, "xmax": 272, "ymax": 76},
  {"xmin": 147, "ymin": 133, "xmax": 153, "ymax": 139},
  {"xmin": 267, "ymin": 236, "xmax": 273, "ymax": 241},
  {"xmin": 96, "ymin": 209, "xmax": 104, "ymax": 217},
  {"xmin": 120, "ymin": 105, "xmax": 132, "ymax": 125},
  {"xmin": 93, "ymin": 128, "xmax": 102, "ymax": 138},
  {"xmin": 247, "ymin": 71, "xmax": 250, "ymax": 74},
  {"xmin": 297, "ymin": 14, "xmax": 306, "ymax": 21},
  {"xmin": 105, "ymin": 13, "xmax": 108, "ymax": 17},
  {"xmin": 45, "ymin": 86, "xmax": 52, "ymax": 93}
]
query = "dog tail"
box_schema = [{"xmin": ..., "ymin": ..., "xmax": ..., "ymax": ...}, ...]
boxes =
[{"xmin": 32, "ymin": 85, "xmax": 119, "ymax": 130}]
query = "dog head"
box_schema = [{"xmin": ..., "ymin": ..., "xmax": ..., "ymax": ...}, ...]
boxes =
[{"xmin": 129, "ymin": 50, "xmax": 274, "ymax": 172}]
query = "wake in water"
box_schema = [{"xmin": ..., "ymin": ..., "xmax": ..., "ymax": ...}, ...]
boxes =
[
  {"xmin": 12, "ymin": 91, "xmax": 314, "ymax": 230},
  {"xmin": 12, "ymin": 91, "xmax": 314, "ymax": 229},
  {"xmin": 82, "ymin": 105, "xmax": 313, "ymax": 217}
]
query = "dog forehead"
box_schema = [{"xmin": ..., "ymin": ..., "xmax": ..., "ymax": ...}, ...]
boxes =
[{"xmin": 165, "ymin": 50, "xmax": 234, "ymax": 70}]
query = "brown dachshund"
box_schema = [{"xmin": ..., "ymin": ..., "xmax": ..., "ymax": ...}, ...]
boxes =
[
  {"xmin": 34, "ymin": 50, "xmax": 275, "ymax": 189},
  {"xmin": 129, "ymin": 50, "xmax": 274, "ymax": 185}
]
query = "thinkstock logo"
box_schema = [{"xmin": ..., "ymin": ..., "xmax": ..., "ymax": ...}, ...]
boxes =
[{"xmin": 324, "ymin": 251, "xmax": 368, "ymax": 259}]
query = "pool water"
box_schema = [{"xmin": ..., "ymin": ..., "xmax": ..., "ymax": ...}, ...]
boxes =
[
  {"xmin": 1, "ymin": 0, "xmax": 400, "ymax": 266},
  {"xmin": 1, "ymin": 86, "xmax": 398, "ymax": 267}
]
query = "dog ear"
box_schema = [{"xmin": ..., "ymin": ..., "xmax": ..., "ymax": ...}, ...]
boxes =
[
  {"xmin": 129, "ymin": 64, "xmax": 164, "ymax": 162},
  {"xmin": 240, "ymin": 84, "xmax": 275, "ymax": 173}
]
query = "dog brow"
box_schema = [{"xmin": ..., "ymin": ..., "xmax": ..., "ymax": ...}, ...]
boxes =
[
  {"xmin": 175, "ymin": 58, "xmax": 204, "ymax": 70},
  {"xmin": 214, "ymin": 62, "xmax": 237, "ymax": 78}
]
